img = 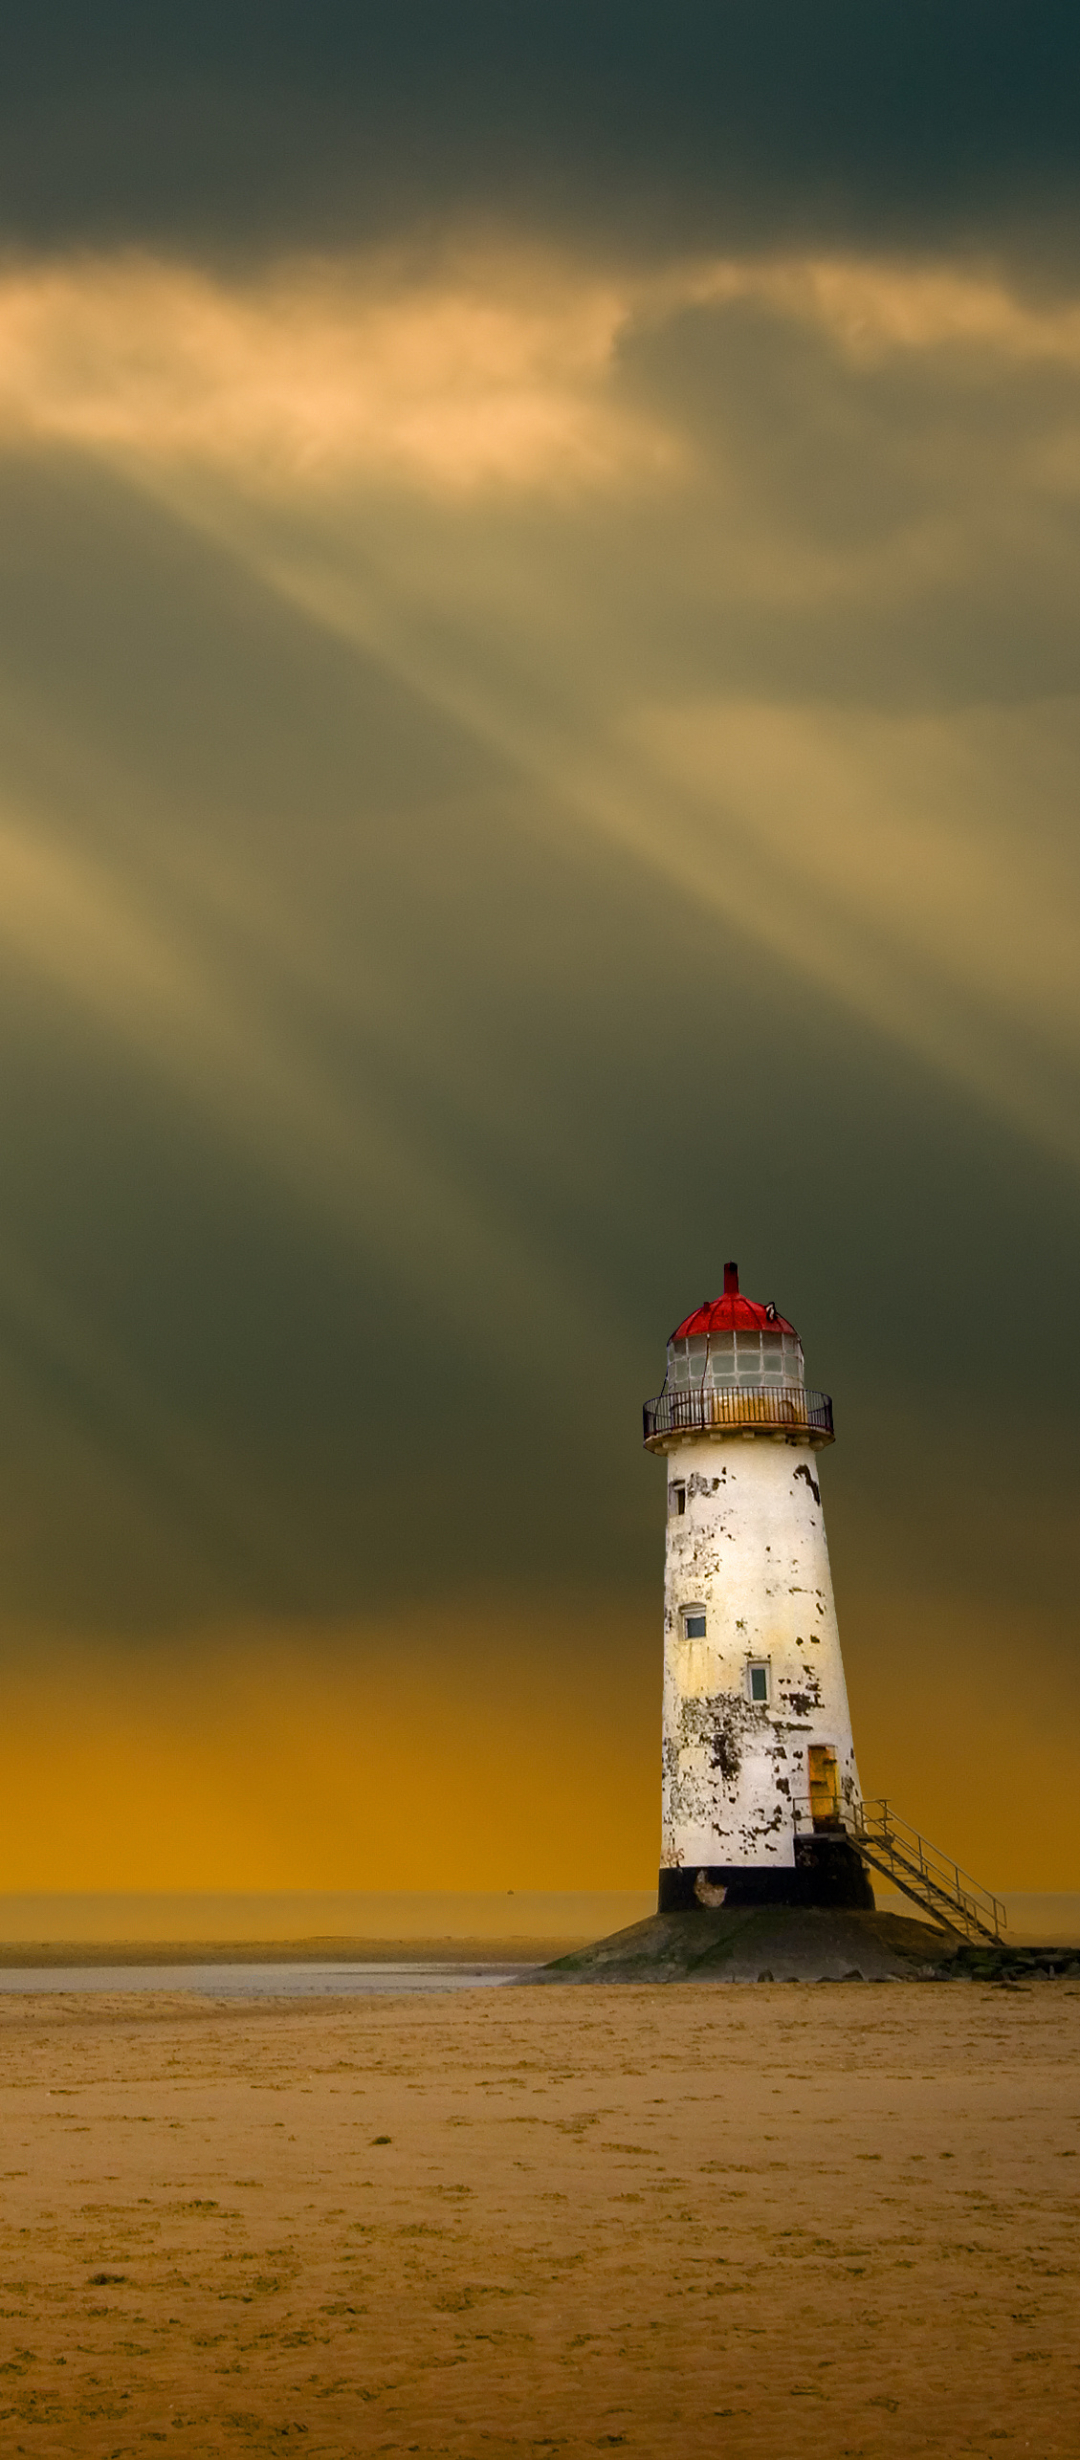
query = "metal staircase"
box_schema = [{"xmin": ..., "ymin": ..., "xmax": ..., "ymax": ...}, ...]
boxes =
[{"xmin": 847, "ymin": 1799, "xmax": 1006, "ymax": 1945}]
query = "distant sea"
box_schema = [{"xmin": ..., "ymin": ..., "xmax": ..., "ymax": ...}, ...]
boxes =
[
  {"xmin": 0, "ymin": 1888, "xmax": 1077, "ymax": 1955},
  {"xmin": 0, "ymin": 1890, "xmax": 655, "ymax": 1959}
]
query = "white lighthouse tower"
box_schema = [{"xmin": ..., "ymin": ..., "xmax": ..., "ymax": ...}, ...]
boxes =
[{"xmin": 644, "ymin": 1263, "xmax": 873, "ymax": 1911}]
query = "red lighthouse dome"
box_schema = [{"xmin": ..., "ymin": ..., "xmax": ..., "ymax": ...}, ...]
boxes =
[{"xmin": 670, "ymin": 1260, "xmax": 798, "ymax": 1345}]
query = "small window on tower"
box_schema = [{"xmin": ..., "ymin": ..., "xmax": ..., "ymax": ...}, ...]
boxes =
[
  {"xmin": 682, "ymin": 1608, "xmax": 707, "ymax": 1640},
  {"xmin": 669, "ymin": 1481, "xmax": 687, "ymax": 1517},
  {"xmin": 747, "ymin": 1661, "xmax": 770, "ymax": 1704}
]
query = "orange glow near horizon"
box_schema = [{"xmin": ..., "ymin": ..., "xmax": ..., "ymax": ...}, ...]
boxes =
[
  {"xmin": 0, "ymin": 1604, "xmax": 659, "ymax": 1895},
  {"xmin": 0, "ymin": 1585, "xmax": 1075, "ymax": 1897}
]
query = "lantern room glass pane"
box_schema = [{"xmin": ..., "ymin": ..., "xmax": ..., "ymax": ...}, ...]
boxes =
[{"xmin": 665, "ymin": 1322, "xmax": 807, "ymax": 1395}]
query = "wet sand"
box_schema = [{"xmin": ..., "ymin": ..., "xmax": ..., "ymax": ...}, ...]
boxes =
[{"xmin": 1, "ymin": 1980, "xmax": 1077, "ymax": 2456}]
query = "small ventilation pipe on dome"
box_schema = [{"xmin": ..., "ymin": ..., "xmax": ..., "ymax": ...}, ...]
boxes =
[{"xmin": 723, "ymin": 1261, "xmax": 739, "ymax": 1294}]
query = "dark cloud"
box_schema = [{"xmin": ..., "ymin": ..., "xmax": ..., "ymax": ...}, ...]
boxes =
[{"xmin": 2, "ymin": 3, "xmax": 1080, "ymax": 257}]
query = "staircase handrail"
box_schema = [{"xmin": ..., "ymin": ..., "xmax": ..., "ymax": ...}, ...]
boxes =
[
  {"xmin": 847, "ymin": 1797, "xmax": 1006, "ymax": 1940},
  {"xmin": 850, "ymin": 1831, "xmax": 1000, "ymax": 1945}
]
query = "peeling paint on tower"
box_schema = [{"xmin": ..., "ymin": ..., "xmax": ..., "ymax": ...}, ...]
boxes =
[{"xmin": 644, "ymin": 1262, "xmax": 874, "ymax": 1913}]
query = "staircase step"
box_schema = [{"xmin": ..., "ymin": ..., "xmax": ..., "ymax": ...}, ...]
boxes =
[
  {"xmin": 847, "ymin": 1802, "xmax": 1004, "ymax": 1947},
  {"xmin": 853, "ymin": 1842, "xmax": 997, "ymax": 1944}
]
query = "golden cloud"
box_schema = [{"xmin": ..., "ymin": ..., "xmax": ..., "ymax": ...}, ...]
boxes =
[
  {"xmin": 677, "ymin": 253, "xmax": 1080, "ymax": 368},
  {"xmin": 0, "ymin": 248, "xmax": 676, "ymax": 494},
  {"xmin": 3, "ymin": 243, "xmax": 1078, "ymax": 505}
]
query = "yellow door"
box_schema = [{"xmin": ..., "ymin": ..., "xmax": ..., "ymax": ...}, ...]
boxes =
[{"xmin": 808, "ymin": 1745, "xmax": 841, "ymax": 1829}]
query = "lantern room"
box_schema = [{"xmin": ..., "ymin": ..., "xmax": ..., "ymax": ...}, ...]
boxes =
[{"xmin": 664, "ymin": 1261, "xmax": 804, "ymax": 1393}]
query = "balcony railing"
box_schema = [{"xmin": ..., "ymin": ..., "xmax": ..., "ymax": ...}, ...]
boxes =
[{"xmin": 643, "ymin": 1383, "xmax": 834, "ymax": 1446}]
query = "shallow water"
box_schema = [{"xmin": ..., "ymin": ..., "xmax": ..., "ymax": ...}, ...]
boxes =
[{"xmin": 0, "ymin": 1959, "xmax": 535, "ymax": 1997}]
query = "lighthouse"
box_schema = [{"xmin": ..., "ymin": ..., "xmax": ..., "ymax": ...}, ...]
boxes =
[{"xmin": 644, "ymin": 1263, "xmax": 873, "ymax": 1913}]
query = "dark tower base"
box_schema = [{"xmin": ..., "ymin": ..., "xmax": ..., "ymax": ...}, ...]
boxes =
[{"xmin": 659, "ymin": 1835, "xmax": 874, "ymax": 1913}]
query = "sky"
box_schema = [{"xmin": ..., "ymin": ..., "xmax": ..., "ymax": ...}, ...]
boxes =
[{"xmin": 0, "ymin": 2, "xmax": 1078, "ymax": 1897}]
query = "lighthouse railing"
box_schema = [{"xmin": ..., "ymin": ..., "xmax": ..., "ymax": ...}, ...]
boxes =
[
  {"xmin": 847, "ymin": 1799, "xmax": 1007, "ymax": 1943},
  {"xmin": 643, "ymin": 1385, "xmax": 834, "ymax": 1444}
]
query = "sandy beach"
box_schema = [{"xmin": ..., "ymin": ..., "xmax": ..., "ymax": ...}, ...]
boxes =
[{"xmin": 0, "ymin": 1980, "xmax": 1077, "ymax": 2457}]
